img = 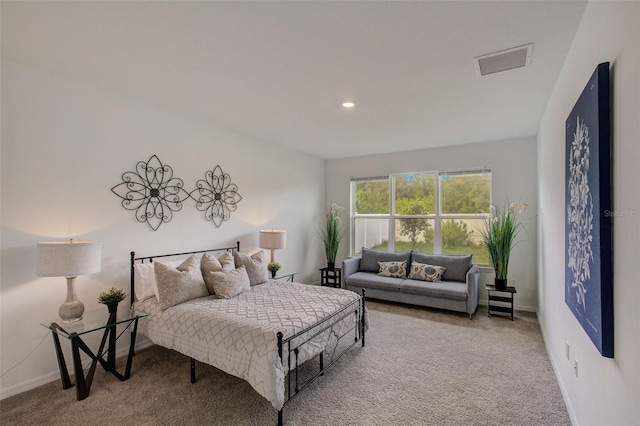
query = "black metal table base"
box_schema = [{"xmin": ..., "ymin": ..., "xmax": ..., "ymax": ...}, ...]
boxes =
[{"xmin": 49, "ymin": 314, "xmax": 140, "ymax": 400}]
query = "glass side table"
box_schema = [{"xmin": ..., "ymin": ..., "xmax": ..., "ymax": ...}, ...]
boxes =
[
  {"xmin": 273, "ymin": 272, "xmax": 297, "ymax": 282},
  {"xmin": 41, "ymin": 306, "xmax": 148, "ymax": 400}
]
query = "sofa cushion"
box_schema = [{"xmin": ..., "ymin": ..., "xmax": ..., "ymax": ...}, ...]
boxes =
[
  {"xmin": 408, "ymin": 261, "xmax": 446, "ymax": 282},
  {"xmin": 345, "ymin": 271, "xmax": 404, "ymax": 291},
  {"xmin": 360, "ymin": 248, "xmax": 412, "ymax": 273},
  {"xmin": 400, "ymin": 279, "xmax": 467, "ymax": 300},
  {"xmin": 411, "ymin": 253, "xmax": 471, "ymax": 282},
  {"xmin": 378, "ymin": 261, "xmax": 407, "ymax": 278}
]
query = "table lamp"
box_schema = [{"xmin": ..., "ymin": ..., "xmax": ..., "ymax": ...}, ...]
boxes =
[
  {"xmin": 37, "ymin": 240, "xmax": 102, "ymax": 323},
  {"xmin": 259, "ymin": 229, "xmax": 286, "ymax": 264}
]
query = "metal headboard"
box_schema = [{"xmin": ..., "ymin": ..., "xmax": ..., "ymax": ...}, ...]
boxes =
[{"xmin": 129, "ymin": 241, "xmax": 240, "ymax": 305}]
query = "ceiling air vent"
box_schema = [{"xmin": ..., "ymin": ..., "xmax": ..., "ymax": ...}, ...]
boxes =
[{"xmin": 474, "ymin": 44, "xmax": 532, "ymax": 77}]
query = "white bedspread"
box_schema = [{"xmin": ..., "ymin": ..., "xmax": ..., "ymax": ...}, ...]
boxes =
[{"xmin": 134, "ymin": 281, "xmax": 362, "ymax": 410}]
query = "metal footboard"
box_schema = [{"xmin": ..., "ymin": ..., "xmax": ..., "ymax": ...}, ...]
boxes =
[{"xmin": 276, "ymin": 288, "xmax": 366, "ymax": 426}]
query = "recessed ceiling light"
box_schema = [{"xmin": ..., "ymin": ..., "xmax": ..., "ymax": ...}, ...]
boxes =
[{"xmin": 342, "ymin": 100, "xmax": 356, "ymax": 108}]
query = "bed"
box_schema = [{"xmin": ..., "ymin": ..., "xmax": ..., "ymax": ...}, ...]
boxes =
[{"xmin": 130, "ymin": 242, "xmax": 366, "ymax": 425}]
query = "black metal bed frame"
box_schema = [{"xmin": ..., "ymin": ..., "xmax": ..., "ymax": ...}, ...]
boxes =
[{"xmin": 130, "ymin": 242, "xmax": 366, "ymax": 426}]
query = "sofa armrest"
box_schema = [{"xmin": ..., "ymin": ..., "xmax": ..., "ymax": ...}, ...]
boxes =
[
  {"xmin": 466, "ymin": 264, "xmax": 480, "ymax": 315},
  {"xmin": 342, "ymin": 257, "xmax": 361, "ymax": 288}
]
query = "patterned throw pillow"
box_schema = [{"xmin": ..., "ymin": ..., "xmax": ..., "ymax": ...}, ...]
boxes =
[
  {"xmin": 408, "ymin": 261, "xmax": 447, "ymax": 282},
  {"xmin": 377, "ymin": 261, "xmax": 407, "ymax": 278},
  {"xmin": 233, "ymin": 250, "xmax": 269, "ymax": 286},
  {"xmin": 207, "ymin": 266, "xmax": 251, "ymax": 299},
  {"xmin": 155, "ymin": 255, "xmax": 209, "ymax": 310},
  {"xmin": 201, "ymin": 251, "xmax": 236, "ymax": 294}
]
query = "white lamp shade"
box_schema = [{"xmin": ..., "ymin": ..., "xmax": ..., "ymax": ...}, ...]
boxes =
[
  {"xmin": 259, "ymin": 230, "xmax": 286, "ymax": 250},
  {"xmin": 37, "ymin": 241, "xmax": 102, "ymax": 277}
]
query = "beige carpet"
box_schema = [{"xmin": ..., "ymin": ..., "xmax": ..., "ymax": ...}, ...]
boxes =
[{"xmin": 0, "ymin": 301, "xmax": 569, "ymax": 425}]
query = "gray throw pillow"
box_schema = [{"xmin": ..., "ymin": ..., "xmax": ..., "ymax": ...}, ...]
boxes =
[
  {"xmin": 411, "ymin": 253, "xmax": 471, "ymax": 282},
  {"xmin": 201, "ymin": 251, "xmax": 236, "ymax": 294},
  {"xmin": 233, "ymin": 250, "xmax": 269, "ymax": 286},
  {"xmin": 155, "ymin": 255, "xmax": 209, "ymax": 310},
  {"xmin": 207, "ymin": 266, "xmax": 251, "ymax": 299},
  {"xmin": 360, "ymin": 247, "xmax": 412, "ymax": 273}
]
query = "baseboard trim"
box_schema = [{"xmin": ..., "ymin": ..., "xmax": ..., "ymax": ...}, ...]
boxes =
[
  {"xmin": 0, "ymin": 370, "xmax": 61, "ymax": 400},
  {"xmin": 477, "ymin": 299, "xmax": 537, "ymax": 312},
  {"xmin": 537, "ymin": 311, "xmax": 578, "ymax": 426},
  {"xmin": 1, "ymin": 340, "xmax": 155, "ymax": 401}
]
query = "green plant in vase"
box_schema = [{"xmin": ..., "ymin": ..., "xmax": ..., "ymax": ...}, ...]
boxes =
[
  {"xmin": 479, "ymin": 201, "xmax": 526, "ymax": 290},
  {"xmin": 268, "ymin": 262, "xmax": 281, "ymax": 279},
  {"xmin": 320, "ymin": 204, "xmax": 344, "ymax": 270},
  {"xmin": 98, "ymin": 287, "xmax": 127, "ymax": 314}
]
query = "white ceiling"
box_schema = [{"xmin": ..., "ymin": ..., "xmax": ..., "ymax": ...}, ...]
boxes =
[{"xmin": 1, "ymin": 1, "xmax": 587, "ymax": 160}]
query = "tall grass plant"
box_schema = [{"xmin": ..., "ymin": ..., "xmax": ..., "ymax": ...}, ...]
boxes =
[
  {"xmin": 479, "ymin": 202, "xmax": 526, "ymax": 281},
  {"xmin": 320, "ymin": 204, "xmax": 344, "ymax": 267}
]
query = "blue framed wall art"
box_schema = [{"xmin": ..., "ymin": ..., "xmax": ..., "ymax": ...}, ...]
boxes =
[{"xmin": 565, "ymin": 62, "xmax": 613, "ymax": 358}]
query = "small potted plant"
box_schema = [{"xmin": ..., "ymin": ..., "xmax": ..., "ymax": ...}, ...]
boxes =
[
  {"xmin": 268, "ymin": 262, "xmax": 281, "ymax": 279},
  {"xmin": 320, "ymin": 204, "xmax": 344, "ymax": 270},
  {"xmin": 98, "ymin": 287, "xmax": 127, "ymax": 314},
  {"xmin": 479, "ymin": 201, "xmax": 526, "ymax": 290}
]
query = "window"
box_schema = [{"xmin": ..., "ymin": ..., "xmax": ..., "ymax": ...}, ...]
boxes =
[{"xmin": 351, "ymin": 169, "xmax": 491, "ymax": 264}]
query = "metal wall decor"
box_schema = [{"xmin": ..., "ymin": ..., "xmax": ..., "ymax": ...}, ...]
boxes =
[
  {"xmin": 190, "ymin": 165, "xmax": 243, "ymax": 228},
  {"xmin": 111, "ymin": 156, "xmax": 242, "ymax": 231},
  {"xmin": 111, "ymin": 155, "xmax": 191, "ymax": 231}
]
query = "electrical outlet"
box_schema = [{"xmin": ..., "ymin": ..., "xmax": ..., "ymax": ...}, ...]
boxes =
[
  {"xmin": 565, "ymin": 342, "xmax": 570, "ymax": 360},
  {"xmin": 573, "ymin": 358, "xmax": 579, "ymax": 377}
]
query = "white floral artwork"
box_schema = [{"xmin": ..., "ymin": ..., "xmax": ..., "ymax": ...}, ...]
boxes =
[{"xmin": 566, "ymin": 115, "xmax": 594, "ymax": 312}]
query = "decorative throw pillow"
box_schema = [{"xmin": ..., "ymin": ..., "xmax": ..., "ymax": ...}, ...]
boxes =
[
  {"xmin": 233, "ymin": 250, "xmax": 268, "ymax": 286},
  {"xmin": 408, "ymin": 261, "xmax": 446, "ymax": 282},
  {"xmin": 134, "ymin": 259, "xmax": 183, "ymax": 301},
  {"xmin": 207, "ymin": 266, "xmax": 251, "ymax": 299},
  {"xmin": 155, "ymin": 255, "xmax": 208, "ymax": 310},
  {"xmin": 377, "ymin": 261, "xmax": 407, "ymax": 278},
  {"xmin": 411, "ymin": 253, "xmax": 471, "ymax": 282},
  {"xmin": 201, "ymin": 251, "xmax": 235, "ymax": 294}
]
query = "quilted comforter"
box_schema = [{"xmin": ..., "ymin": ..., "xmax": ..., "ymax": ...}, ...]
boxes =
[{"xmin": 134, "ymin": 281, "xmax": 362, "ymax": 410}]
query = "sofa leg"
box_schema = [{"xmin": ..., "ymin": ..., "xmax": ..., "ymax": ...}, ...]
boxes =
[{"xmin": 469, "ymin": 313, "xmax": 473, "ymax": 320}]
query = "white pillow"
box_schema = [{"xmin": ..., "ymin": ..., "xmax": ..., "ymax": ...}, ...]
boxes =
[
  {"xmin": 134, "ymin": 259, "xmax": 183, "ymax": 301},
  {"xmin": 207, "ymin": 266, "xmax": 251, "ymax": 299},
  {"xmin": 233, "ymin": 250, "xmax": 269, "ymax": 286},
  {"xmin": 154, "ymin": 255, "xmax": 208, "ymax": 310}
]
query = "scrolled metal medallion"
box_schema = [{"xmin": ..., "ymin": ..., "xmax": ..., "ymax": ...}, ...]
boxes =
[
  {"xmin": 190, "ymin": 165, "xmax": 243, "ymax": 228},
  {"xmin": 111, "ymin": 156, "xmax": 242, "ymax": 231},
  {"xmin": 111, "ymin": 155, "xmax": 190, "ymax": 231}
]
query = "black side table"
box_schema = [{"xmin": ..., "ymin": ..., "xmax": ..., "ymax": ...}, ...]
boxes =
[
  {"xmin": 41, "ymin": 307, "xmax": 148, "ymax": 400},
  {"xmin": 320, "ymin": 267, "xmax": 342, "ymax": 288},
  {"xmin": 486, "ymin": 285, "xmax": 517, "ymax": 321}
]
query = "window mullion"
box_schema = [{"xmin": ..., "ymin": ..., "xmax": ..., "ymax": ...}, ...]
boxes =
[{"xmin": 389, "ymin": 177, "xmax": 395, "ymax": 252}]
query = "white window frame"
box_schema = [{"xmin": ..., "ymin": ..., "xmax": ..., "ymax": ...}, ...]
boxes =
[{"xmin": 350, "ymin": 169, "xmax": 492, "ymax": 261}]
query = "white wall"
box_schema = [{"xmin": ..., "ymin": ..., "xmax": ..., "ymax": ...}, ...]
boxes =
[
  {"xmin": 0, "ymin": 60, "xmax": 326, "ymax": 398},
  {"xmin": 537, "ymin": 1, "xmax": 639, "ymax": 425},
  {"xmin": 325, "ymin": 137, "xmax": 538, "ymax": 310}
]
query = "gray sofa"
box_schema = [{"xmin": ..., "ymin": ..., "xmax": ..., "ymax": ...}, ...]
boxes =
[{"xmin": 342, "ymin": 248, "xmax": 480, "ymax": 318}]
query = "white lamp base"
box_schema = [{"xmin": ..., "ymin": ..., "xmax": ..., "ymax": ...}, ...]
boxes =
[{"xmin": 59, "ymin": 276, "xmax": 84, "ymax": 323}]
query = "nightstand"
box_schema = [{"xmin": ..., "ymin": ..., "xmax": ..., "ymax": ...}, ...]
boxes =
[
  {"xmin": 273, "ymin": 272, "xmax": 297, "ymax": 282},
  {"xmin": 320, "ymin": 267, "xmax": 342, "ymax": 288},
  {"xmin": 41, "ymin": 306, "xmax": 148, "ymax": 400}
]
